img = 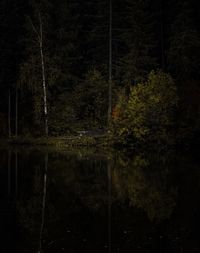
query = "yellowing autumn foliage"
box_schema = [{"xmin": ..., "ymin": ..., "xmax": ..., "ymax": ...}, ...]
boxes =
[{"xmin": 113, "ymin": 70, "xmax": 179, "ymax": 145}]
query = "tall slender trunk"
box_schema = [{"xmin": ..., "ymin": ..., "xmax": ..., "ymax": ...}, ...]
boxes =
[
  {"xmin": 108, "ymin": 0, "xmax": 112, "ymax": 124},
  {"xmin": 160, "ymin": 0, "xmax": 165, "ymax": 69},
  {"xmin": 15, "ymin": 88, "xmax": 18, "ymax": 137},
  {"xmin": 39, "ymin": 14, "xmax": 48, "ymax": 137},
  {"xmin": 8, "ymin": 89, "xmax": 11, "ymax": 138}
]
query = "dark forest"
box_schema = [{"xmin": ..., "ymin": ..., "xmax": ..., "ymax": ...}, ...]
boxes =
[
  {"xmin": 1, "ymin": 1, "xmax": 200, "ymax": 253},
  {"xmin": 0, "ymin": 0, "xmax": 200, "ymax": 147}
]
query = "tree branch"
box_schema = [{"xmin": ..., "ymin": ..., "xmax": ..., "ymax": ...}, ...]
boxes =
[{"xmin": 27, "ymin": 16, "xmax": 41, "ymax": 42}]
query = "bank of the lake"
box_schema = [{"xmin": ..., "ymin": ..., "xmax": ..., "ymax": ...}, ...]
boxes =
[{"xmin": 6, "ymin": 134, "xmax": 114, "ymax": 148}]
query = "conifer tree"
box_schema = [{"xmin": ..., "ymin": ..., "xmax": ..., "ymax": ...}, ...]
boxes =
[
  {"xmin": 119, "ymin": 0, "xmax": 157, "ymax": 84},
  {"xmin": 167, "ymin": 0, "xmax": 200, "ymax": 80}
]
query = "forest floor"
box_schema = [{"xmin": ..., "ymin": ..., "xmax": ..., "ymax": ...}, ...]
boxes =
[{"xmin": 6, "ymin": 132, "xmax": 113, "ymax": 148}]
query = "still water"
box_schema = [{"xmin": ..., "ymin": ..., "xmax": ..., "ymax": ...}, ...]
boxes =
[{"xmin": 0, "ymin": 146, "xmax": 200, "ymax": 253}]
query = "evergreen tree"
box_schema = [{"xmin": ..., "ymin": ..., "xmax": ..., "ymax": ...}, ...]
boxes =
[
  {"xmin": 78, "ymin": 0, "xmax": 108, "ymax": 72},
  {"xmin": 73, "ymin": 69, "xmax": 108, "ymax": 128},
  {"xmin": 167, "ymin": 0, "xmax": 200, "ymax": 80},
  {"xmin": 0, "ymin": 0, "xmax": 26, "ymax": 136},
  {"xmin": 51, "ymin": 0, "xmax": 79, "ymax": 88},
  {"xmin": 118, "ymin": 0, "xmax": 157, "ymax": 84}
]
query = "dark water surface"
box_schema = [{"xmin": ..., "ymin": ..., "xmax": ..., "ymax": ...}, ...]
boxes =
[{"xmin": 0, "ymin": 146, "xmax": 200, "ymax": 253}]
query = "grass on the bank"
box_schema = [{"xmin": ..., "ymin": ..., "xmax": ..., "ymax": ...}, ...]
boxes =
[{"xmin": 8, "ymin": 134, "xmax": 113, "ymax": 148}]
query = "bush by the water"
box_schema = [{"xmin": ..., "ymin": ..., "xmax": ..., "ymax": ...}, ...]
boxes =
[{"xmin": 113, "ymin": 70, "xmax": 179, "ymax": 145}]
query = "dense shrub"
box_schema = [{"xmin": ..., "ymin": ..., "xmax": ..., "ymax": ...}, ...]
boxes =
[
  {"xmin": 73, "ymin": 69, "xmax": 108, "ymax": 128},
  {"xmin": 0, "ymin": 113, "xmax": 7, "ymax": 136},
  {"xmin": 113, "ymin": 70, "xmax": 179, "ymax": 145}
]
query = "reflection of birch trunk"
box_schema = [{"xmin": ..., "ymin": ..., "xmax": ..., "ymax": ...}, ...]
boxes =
[
  {"xmin": 15, "ymin": 151, "xmax": 18, "ymax": 197},
  {"xmin": 8, "ymin": 89, "xmax": 11, "ymax": 138},
  {"xmin": 38, "ymin": 153, "xmax": 48, "ymax": 253},
  {"xmin": 8, "ymin": 150, "xmax": 11, "ymax": 196},
  {"xmin": 15, "ymin": 88, "xmax": 18, "ymax": 137},
  {"xmin": 107, "ymin": 159, "xmax": 111, "ymax": 253}
]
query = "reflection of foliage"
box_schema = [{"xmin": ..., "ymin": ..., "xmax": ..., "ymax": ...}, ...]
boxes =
[
  {"xmin": 127, "ymin": 169, "xmax": 177, "ymax": 222},
  {"xmin": 14, "ymin": 147, "xmax": 200, "ymax": 253},
  {"xmin": 16, "ymin": 149, "xmax": 110, "ymax": 240},
  {"xmin": 16, "ymin": 158, "xmax": 57, "ymax": 252},
  {"xmin": 17, "ymin": 166, "xmax": 43, "ymax": 233},
  {"xmin": 49, "ymin": 153, "xmax": 109, "ymax": 210},
  {"xmin": 113, "ymin": 152, "xmax": 177, "ymax": 223},
  {"xmin": 17, "ymin": 196, "xmax": 41, "ymax": 233},
  {"xmin": 16, "ymin": 148, "xmax": 178, "ymax": 229}
]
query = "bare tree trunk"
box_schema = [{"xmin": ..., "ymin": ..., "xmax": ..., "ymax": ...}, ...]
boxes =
[
  {"xmin": 39, "ymin": 14, "xmax": 48, "ymax": 137},
  {"xmin": 15, "ymin": 88, "xmax": 18, "ymax": 137},
  {"xmin": 108, "ymin": 0, "xmax": 112, "ymax": 125},
  {"xmin": 160, "ymin": 0, "xmax": 165, "ymax": 70},
  {"xmin": 8, "ymin": 88, "xmax": 11, "ymax": 138}
]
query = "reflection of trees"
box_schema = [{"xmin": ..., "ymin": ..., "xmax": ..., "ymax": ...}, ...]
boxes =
[
  {"xmin": 17, "ymin": 170, "xmax": 43, "ymax": 252},
  {"xmin": 13, "ymin": 147, "xmax": 200, "ymax": 252},
  {"xmin": 16, "ymin": 151, "xmax": 49, "ymax": 252},
  {"xmin": 112, "ymin": 152, "xmax": 177, "ymax": 223},
  {"xmin": 38, "ymin": 153, "xmax": 48, "ymax": 253},
  {"xmin": 16, "ymin": 149, "xmax": 178, "ymax": 242},
  {"xmin": 16, "ymin": 150, "xmax": 110, "ymax": 252},
  {"xmin": 48, "ymin": 153, "xmax": 110, "ymax": 211}
]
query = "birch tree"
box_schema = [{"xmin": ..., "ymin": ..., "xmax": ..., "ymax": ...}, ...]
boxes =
[
  {"xmin": 18, "ymin": 0, "xmax": 54, "ymax": 136},
  {"xmin": 28, "ymin": 12, "xmax": 48, "ymax": 136},
  {"xmin": 108, "ymin": 0, "xmax": 112, "ymax": 124}
]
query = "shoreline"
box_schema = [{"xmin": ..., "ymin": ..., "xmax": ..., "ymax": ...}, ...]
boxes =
[{"xmin": 4, "ymin": 135, "xmax": 113, "ymax": 148}]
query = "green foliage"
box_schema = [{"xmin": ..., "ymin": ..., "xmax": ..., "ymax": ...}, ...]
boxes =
[
  {"xmin": 167, "ymin": 0, "xmax": 200, "ymax": 79},
  {"xmin": 0, "ymin": 112, "xmax": 6, "ymax": 136},
  {"xmin": 119, "ymin": 0, "xmax": 157, "ymax": 84},
  {"xmin": 73, "ymin": 69, "xmax": 108, "ymax": 128},
  {"xmin": 49, "ymin": 94, "xmax": 76, "ymax": 135},
  {"xmin": 113, "ymin": 70, "xmax": 179, "ymax": 145},
  {"xmin": 0, "ymin": 0, "xmax": 199, "ymax": 146},
  {"xmin": 176, "ymin": 81, "xmax": 200, "ymax": 144}
]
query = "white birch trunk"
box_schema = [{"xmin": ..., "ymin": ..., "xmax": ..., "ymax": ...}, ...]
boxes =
[
  {"xmin": 39, "ymin": 15, "xmax": 48, "ymax": 136},
  {"xmin": 108, "ymin": 0, "xmax": 112, "ymax": 124},
  {"xmin": 160, "ymin": 0, "xmax": 165, "ymax": 69}
]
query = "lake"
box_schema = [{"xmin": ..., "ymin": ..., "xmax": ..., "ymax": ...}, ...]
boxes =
[{"xmin": 0, "ymin": 146, "xmax": 200, "ymax": 253}]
